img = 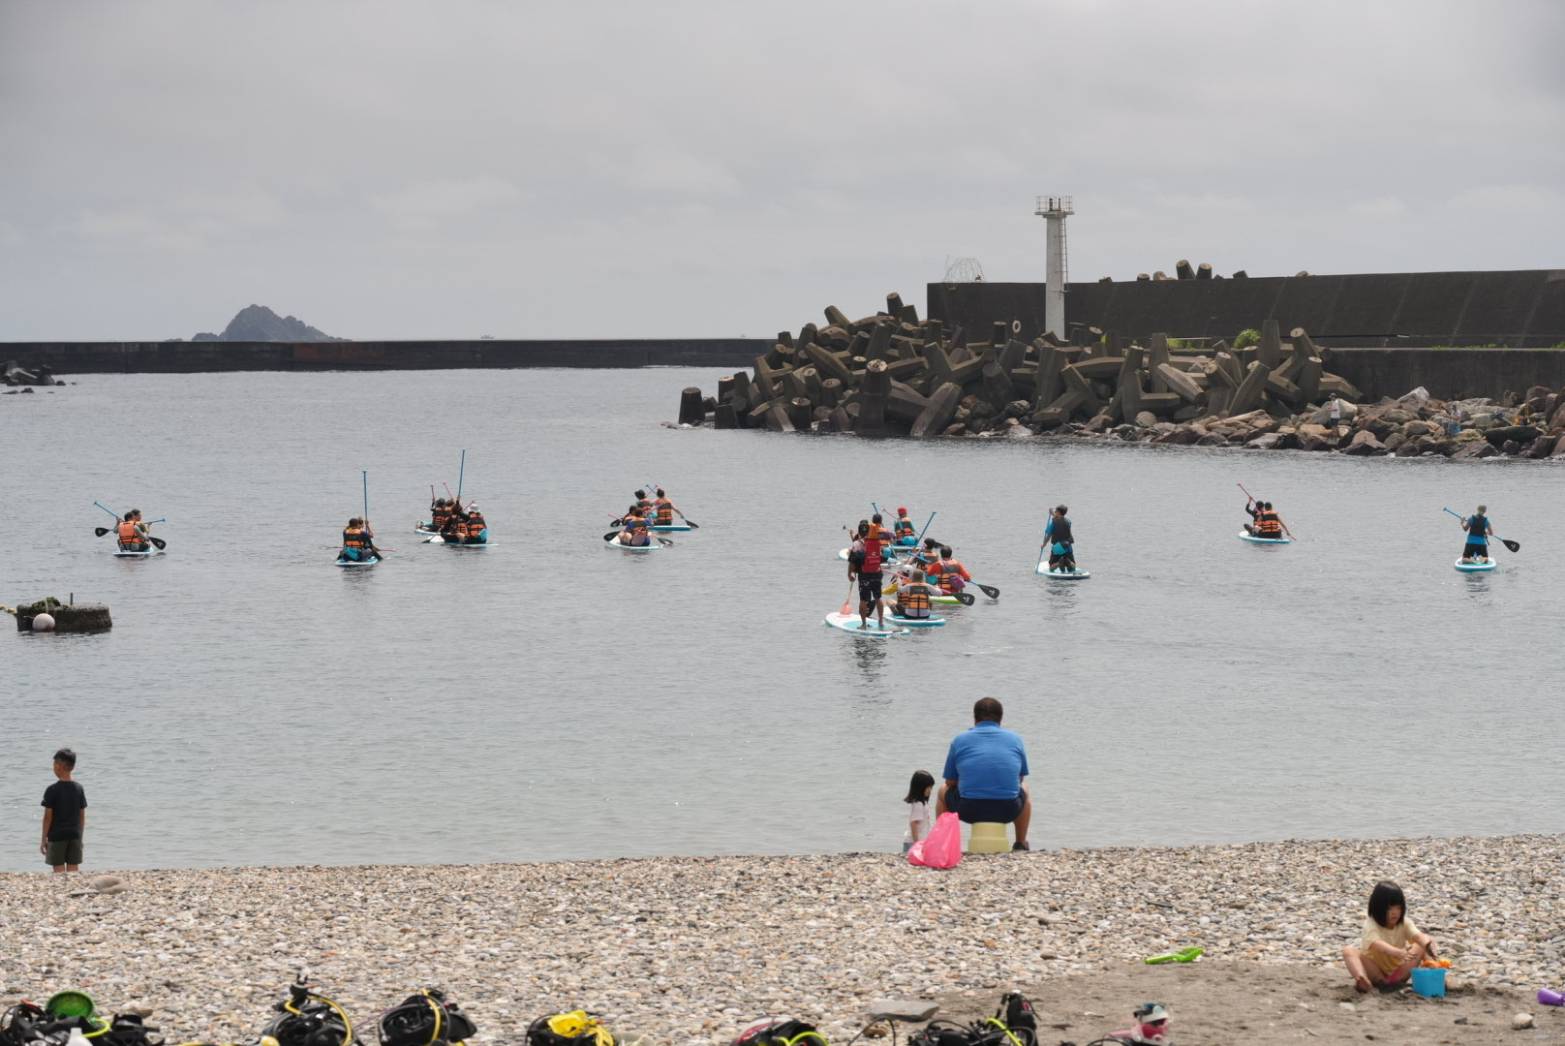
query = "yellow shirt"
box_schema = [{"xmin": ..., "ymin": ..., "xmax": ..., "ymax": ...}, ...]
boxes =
[{"xmin": 1361, "ymin": 915, "xmax": 1421, "ymax": 973}]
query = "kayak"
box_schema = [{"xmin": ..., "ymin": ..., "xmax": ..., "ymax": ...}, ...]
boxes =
[
  {"xmin": 336, "ymin": 554, "xmax": 381, "ymax": 568},
  {"xmin": 610, "ymin": 540, "xmax": 659, "ymax": 553},
  {"xmin": 1036, "ymin": 563, "xmax": 1090, "ymax": 580},
  {"xmin": 884, "ymin": 613, "xmax": 946, "ymax": 628},
  {"xmin": 1454, "ymin": 558, "xmax": 1496, "ymax": 573},
  {"xmin": 113, "ymin": 547, "xmax": 163, "ymax": 558},
  {"xmin": 1238, "ymin": 531, "xmax": 1291, "ymax": 545},
  {"xmin": 823, "ymin": 611, "xmax": 907, "ymax": 636},
  {"xmin": 650, "ymin": 523, "xmax": 693, "ymax": 532}
]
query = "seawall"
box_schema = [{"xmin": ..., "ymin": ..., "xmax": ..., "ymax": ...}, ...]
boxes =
[
  {"xmin": 1324, "ymin": 347, "xmax": 1565, "ymax": 400},
  {"xmin": 928, "ymin": 269, "xmax": 1565, "ymax": 347},
  {"xmin": 0, "ymin": 339, "xmax": 771, "ymax": 375}
]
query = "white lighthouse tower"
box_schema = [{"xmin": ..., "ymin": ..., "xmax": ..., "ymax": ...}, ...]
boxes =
[{"xmin": 1035, "ymin": 195, "xmax": 1073, "ymax": 340}]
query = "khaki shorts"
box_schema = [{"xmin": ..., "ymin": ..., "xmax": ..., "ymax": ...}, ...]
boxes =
[{"xmin": 46, "ymin": 837, "xmax": 83, "ymax": 866}]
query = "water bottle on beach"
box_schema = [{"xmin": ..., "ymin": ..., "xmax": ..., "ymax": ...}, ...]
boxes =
[
  {"xmin": 67, "ymin": 1029, "xmax": 90, "ymax": 1046},
  {"xmin": 1539, "ymin": 988, "xmax": 1564, "ymax": 1006}
]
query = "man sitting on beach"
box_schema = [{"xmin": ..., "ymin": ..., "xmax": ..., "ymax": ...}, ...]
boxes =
[{"xmin": 936, "ymin": 697, "xmax": 1032, "ymax": 852}]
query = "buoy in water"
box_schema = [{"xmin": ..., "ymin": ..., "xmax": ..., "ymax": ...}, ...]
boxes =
[{"xmin": 31, "ymin": 613, "xmax": 55, "ymax": 632}]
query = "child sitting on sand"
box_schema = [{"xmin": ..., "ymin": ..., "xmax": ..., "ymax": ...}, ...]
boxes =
[
  {"xmin": 902, "ymin": 770, "xmax": 934, "ymax": 854},
  {"xmin": 1343, "ymin": 880, "xmax": 1438, "ymax": 991}
]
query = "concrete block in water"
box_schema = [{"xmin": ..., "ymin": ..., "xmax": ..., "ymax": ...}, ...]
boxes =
[
  {"xmin": 1229, "ymin": 361, "xmax": 1273, "ymax": 415},
  {"xmin": 855, "ymin": 360, "xmax": 892, "ymax": 437},
  {"xmin": 1259, "ymin": 318, "xmax": 1283, "ymax": 369},
  {"xmin": 1156, "ymin": 364, "xmax": 1204, "ymax": 403},
  {"xmin": 713, "ymin": 402, "xmax": 738, "ymax": 429},
  {"xmin": 911, "ymin": 382, "xmax": 963, "ymax": 439},
  {"xmin": 886, "ymin": 381, "xmax": 931, "ymax": 424},
  {"xmin": 15, "ymin": 600, "xmax": 111, "ymax": 633},
  {"xmin": 765, "ymin": 403, "xmax": 796, "ymax": 433},
  {"xmin": 678, "ymin": 387, "xmax": 706, "ymax": 425},
  {"xmin": 805, "ymin": 344, "xmax": 855, "ymax": 386},
  {"xmin": 1062, "ymin": 365, "xmax": 1106, "ymax": 412}
]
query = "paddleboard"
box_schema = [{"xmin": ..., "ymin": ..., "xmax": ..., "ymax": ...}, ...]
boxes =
[
  {"xmin": 415, "ymin": 525, "xmax": 439, "ymax": 537},
  {"xmin": 884, "ymin": 613, "xmax": 946, "ymax": 628},
  {"xmin": 425, "ymin": 535, "xmax": 494, "ymax": 547},
  {"xmin": 1238, "ymin": 531, "xmax": 1290, "ymax": 545},
  {"xmin": 1453, "ymin": 558, "xmax": 1496, "ymax": 573},
  {"xmin": 823, "ymin": 611, "xmax": 907, "ymax": 636},
  {"xmin": 610, "ymin": 540, "xmax": 659, "ymax": 552},
  {"xmin": 650, "ymin": 523, "xmax": 693, "ymax": 532},
  {"xmin": 1036, "ymin": 563, "xmax": 1090, "ymax": 579},
  {"xmin": 837, "ymin": 547, "xmax": 910, "ymax": 561},
  {"xmin": 335, "ymin": 554, "xmax": 381, "ymax": 568},
  {"xmin": 113, "ymin": 547, "xmax": 163, "ymax": 558}
]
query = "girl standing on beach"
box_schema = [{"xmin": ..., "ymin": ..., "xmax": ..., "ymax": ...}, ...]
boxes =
[
  {"xmin": 1343, "ymin": 880, "xmax": 1438, "ymax": 992},
  {"xmin": 903, "ymin": 770, "xmax": 934, "ymax": 854}
]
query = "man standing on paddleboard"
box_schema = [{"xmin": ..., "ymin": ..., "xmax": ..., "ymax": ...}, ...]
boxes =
[{"xmin": 847, "ymin": 519, "xmax": 888, "ymax": 630}]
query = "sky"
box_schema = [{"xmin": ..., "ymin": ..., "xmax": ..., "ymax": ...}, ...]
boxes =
[{"xmin": 1, "ymin": 0, "xmax": 1562, "ymax": 341}]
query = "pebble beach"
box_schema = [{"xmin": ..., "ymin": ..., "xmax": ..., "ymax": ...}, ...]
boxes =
[{"xmin": 2, "ymin": 834, "xmax": 1561, "ymax": 1044}]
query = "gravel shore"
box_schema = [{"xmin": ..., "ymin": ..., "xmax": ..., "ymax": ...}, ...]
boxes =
[{"xmin": 1, "ymin": 834, "xmax": 1559, "ymax": 1045}]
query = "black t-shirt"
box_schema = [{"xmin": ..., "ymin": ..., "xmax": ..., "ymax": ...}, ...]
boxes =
[{"xmin": 42, "ymin": 780, "xmax": 87, "ymax": 840}]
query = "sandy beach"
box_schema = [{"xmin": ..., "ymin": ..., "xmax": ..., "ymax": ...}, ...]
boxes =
[{"xmin": 1, "ymin": 834, "xmax": 1560, "ymax": 1045}]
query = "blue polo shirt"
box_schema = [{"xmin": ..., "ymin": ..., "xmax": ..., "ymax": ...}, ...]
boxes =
[{"xmin": 942, "ymin": 721, "xmax": 1029, "ymax": 799}]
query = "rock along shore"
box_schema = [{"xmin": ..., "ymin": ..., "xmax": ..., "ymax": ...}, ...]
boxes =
[{"xmin": 1, "ymin": 834, "xmax": 1559, "ymax": 1045}]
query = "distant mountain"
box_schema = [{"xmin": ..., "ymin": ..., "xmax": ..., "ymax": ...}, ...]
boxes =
[{"xmin": 192, "ymin": 304, "xmax": 341, "ymax": 342}]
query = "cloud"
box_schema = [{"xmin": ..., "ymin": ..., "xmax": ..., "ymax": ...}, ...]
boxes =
[{"xmin": 369, "ymin": 175, "xmax": 527, "ymax": 230}]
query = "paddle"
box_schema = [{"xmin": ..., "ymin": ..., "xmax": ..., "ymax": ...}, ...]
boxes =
[
  {"xmin": 839, "ymin": 579, "xmax": 855, "ymax": 616},
  {"xmin": 1443, "ymin": 507, "xmax": 1519, "ymax": 553},
  {"xmin": 94, "ymin": 505, "xmax": 165, "ymax": 549},
  {"xmin": 968, "ymin": 580, "xmax": 1001, "ymax": 600},
  {"xmin": 456, "ymin": 449, "xmax": 466, "ymax": 504},
  {"xmin": 360, "ymin": 470, "xmax": 385, "ymax": 560}
]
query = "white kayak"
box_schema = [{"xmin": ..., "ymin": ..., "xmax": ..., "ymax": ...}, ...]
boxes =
[
  {"xmin": 1037, "ymin": 563, "xmax": 1090, "ymax": 580},
  {"xmin": 113, "ymin": 547, "xmax": 164, "ymax": 558},
  {"xmin": 1454, "ymin": 558, "xmax": 1496, "ymax": 573},
  {"xmin": 1238, "ymin": 531, "xmax": 1291, "ymax": 545},
  {"xmin": 336, "ymin": 554, "xmax": 381, "ymax": 568},
  {"xmin": 823, "ymin": 611, "xmax": 907, "ymax": 636}
]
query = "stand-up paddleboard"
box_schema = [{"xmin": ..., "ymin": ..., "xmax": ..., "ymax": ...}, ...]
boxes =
[
  {"xmin": 610, "ymin": 540, "xmax": 659, "ymax": 553},
  {"xmin": 113, "ymin": 547, "xmax": 164, "ymax": 558},
  {"xmin": 823, "ymin": 611, "xmax": 907, "ymax": 636},
  {"xmin": 837, "ymin": 547, "xmax": 908, "ymax": 561},
  {"xmin": 415, "ymin": 524, "xmax": 439, "ymax": 537},
  {"xmin": 1036, "ymin": 563, "xmax": 1091, "ymax": 579},
  {"xmin": 1238, "ymin": 531, "xmax": 1291, "ymax": 545},
  {"xmin": 884, "ymin": 613, "xmax": 946, "ymax": 628},
  {"xmin": 336, "ymin": 554, "xmax": 381, "ymax": 568},
  {"xmin": 1454, "ymin": 558, "xmax": 1496, "ymax": 573},
  {"xmin": 650, "ymin": 523, "xmax": 693, "ymax": 532},
  {"xmin": 425, "ymin": 535, "xmax": 494, "ymax": 547}
]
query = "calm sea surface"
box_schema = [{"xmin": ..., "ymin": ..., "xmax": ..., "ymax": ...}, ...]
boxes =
[{"xmin": 2, "ymin": 368, "xmax": 1562, "ymax": 871}]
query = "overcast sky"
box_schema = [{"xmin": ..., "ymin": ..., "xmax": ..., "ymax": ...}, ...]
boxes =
[{"xmin": 2, "ymin": 1, "xmax": 1561, "ymax": 340}]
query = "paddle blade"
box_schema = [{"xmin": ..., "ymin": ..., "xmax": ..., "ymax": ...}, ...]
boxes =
[
  {"xmin": 93, "ymin": 527, "xmax": 110, "ymax": 537},
  {"xmin": 657, "ymin": 537, "xmax": 675, "ymax": 547},
  {"xmin": 684, "ymin": 520, "xmax": 700, "ymax": 528},
  {"xmin": 975, "ymin": 582, "xmax": 1000, "ymax": 599},
  {"xmin": 148, "ymin": 536, "xmax": 167, "ymax": 550},
  {"xmin": 955, "ymin": 591, "xmax": 976, "ymax": 606},
  {"xmin": 1501, "ymin": 537, "xmax": 1521, "ymax": 553},
  {"xmin": 602, "ymin": 531, "xmax": 618, "ymax": 542}
]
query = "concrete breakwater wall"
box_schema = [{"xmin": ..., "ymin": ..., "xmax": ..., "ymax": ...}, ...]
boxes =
[
  {"xmin": 0, "ymin": 339, "xmax": 771, "ymax": 375},
  {"xmin": 1324, "ymin": 347, "xmax": 1565, "ymax": 401},
  {"xmin": 930, "ymin": 269, "xmax": 1565, "ymax": 348}
]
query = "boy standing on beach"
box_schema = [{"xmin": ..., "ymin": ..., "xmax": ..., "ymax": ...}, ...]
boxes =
[{"xmin": 40, "ymin": 748, "xmax": 87, "ymax": 873}]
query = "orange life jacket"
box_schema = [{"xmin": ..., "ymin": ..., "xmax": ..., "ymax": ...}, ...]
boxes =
[
  {"xmin": 432, "ymin": 507, "xmax": 451, "ymax": 528},
  {"xmin": 453, "ymin": 520, "xmax": 470, "ymax": 540},
  {"xmin": 117, "ymin": 520, "xmax": 140, "ymax": 543},
  {"xmin": 1257, "ymin": 510, "xmax": 1283, "ymax": 535},
  {"xmin": 654, "ymin": 498, "xmax": 674, "ymax": 525},
  {"xmin": 467, "ymin": 513, "xmax": 485, "ymax": 532},
  {"xmin": 929, "ymin": 559, "xmax": 968, "ymax": 593},
  {"xmin": 343, "ymin": 527, "xmax": 368, "ymax": 549},
  {"xmin": 895, "ymin": 517, "xmax": 915, "ymax": 538},
  {"xmin": 900, "ymin": 582, "xmax": 932, "ymax": 615}
]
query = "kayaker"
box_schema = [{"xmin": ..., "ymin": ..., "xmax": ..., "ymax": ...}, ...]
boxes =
[
  {"xmin": 430, "ymin": 498, "xmax": 454, "ymax": 533},
  {"xmin": 115, "ymin": 509, "xmax": 150, "ymax": 552},
  {"xmin": 1460, "ymin": 504, "xmax": 1493, "ymax": 564},
  {"xmin": 927, "ymin": 546, "xmax": 972, "ymax": 595},
  {"xmin": 463, "ymin": 505, "xmax": 488, "ymax": 544},
  {"xmin": 617, "ymin": 507, "xmax": 651, "ymax": 547},
  {"xmin": 847, "ymin": 518, "xmax": 888, "ymax": 630},
  {"xmin": 653, "ymin": 488, "xmax": 681, "ymax": 527},
  {"xmin": 1245, "ymin": 498, "xmax": 1290, "ymax": 539},
  {"xmin": 1042, "ymin": 505, "xmax": 1076, "ymax": 573},
  {"xmin": 893, "ymin": 506, "xmax": 918, "ymax": 547},
  {"xmin": 341, "ymin": 517, "xmax": 377, "ymax": 562},
  {"xmin": 892, "ymin": 568, "xmax": 934, "ymax": 620}
]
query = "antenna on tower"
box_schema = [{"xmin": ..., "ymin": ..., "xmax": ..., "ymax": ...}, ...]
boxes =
[{"xmin": 1035, "ymin": 195, "xmax": 1073, "ymax": 339}]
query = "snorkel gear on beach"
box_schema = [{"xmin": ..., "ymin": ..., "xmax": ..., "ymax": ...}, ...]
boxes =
[
  {"xmin": 377, "ymin": 991, "xmax": 475, "ymax": 1046},
  {"xmin": 263, "ymin": 977, "xmax": 358, "ymax": 1046}
]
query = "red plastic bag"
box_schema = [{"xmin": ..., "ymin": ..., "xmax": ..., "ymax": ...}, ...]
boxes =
[{"xmin": 907, "ymin": 811, "xmax": 963, "ymax": 869}]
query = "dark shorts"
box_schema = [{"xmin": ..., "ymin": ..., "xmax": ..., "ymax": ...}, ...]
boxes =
[
  {"xmin": 46, "ymin": 837, "xmax": 83, "ymax": 866},
  {"xmin": 857, "ymin": 572, "xmax": 884, "ymax": 604},
  {"xmin": 947, "ymin": 792, "xmax": 1025, "ymax": 825},
  {"xmin": 1463, "ymin": 542, "xmax": 1488, "ymax": 559}
]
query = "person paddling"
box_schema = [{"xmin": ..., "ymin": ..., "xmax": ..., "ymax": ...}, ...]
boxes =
[
  {"xmin": 1459, "ymin": 504, "xmax": 1493, "ymax": 564},
  {"xmin": 116, "ymin": 509, "xmax": 151, "ymax": 552},
  {"xmin": 1042, "ymin": 505, "xmax": 1076, "ymax": 573},
  {"xmin": 463, "ymin": 505, "xmax": 488, "ymax": 544},
  {"xmin": 1245, "ymin": 498, "xmax": 1291, "ymax": 539},
  {"xmin": 340, "ymin": 517, "xmax": 378, "ymax": 562},
  {"xmin": 429, "ymin": 497, "xmax": 454, "ymax": 533},
  {"xmin": 927, "ymin": 545, "xmax": 972, "ymax": 595},
  {"xmin": 892, "ymin": 568, "xmax": 934, "ymax": 620},
  {"xmin": 617, "ymin": 507, "xmax": 651, "ymax": 547},
  {"xmin": 892, "ymin": 506, "xmax": 918, "ymax": 547},
  {"xmin": 652, "ymin": 488, "xmax": 682, "ymax": 527},
  {"xmin": 847, "ymin": 518, "xmax": 888, "ymax": 630}
]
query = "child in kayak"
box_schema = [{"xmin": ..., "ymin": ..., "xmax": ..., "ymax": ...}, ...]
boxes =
[
  {"xmin": 1342, "ymin": 880, "xmax": 1439, "ymax": 992},
  {"xmin": 902, "ymin": 769, "xmax": 934, "ymax": 854}
]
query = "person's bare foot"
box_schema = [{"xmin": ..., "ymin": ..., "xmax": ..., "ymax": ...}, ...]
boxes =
[{"xmin": 1353, "ymin": 975, "xmax": 1372, "ymax": 993}]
